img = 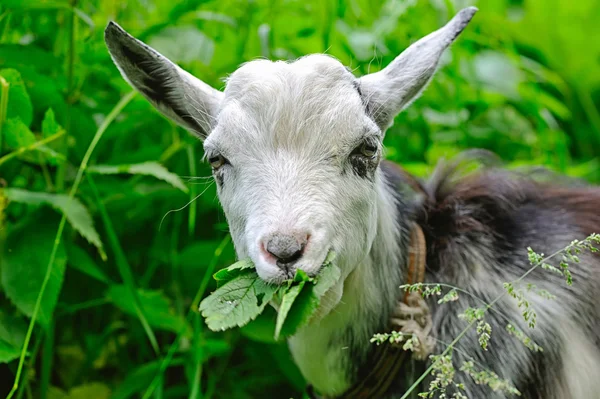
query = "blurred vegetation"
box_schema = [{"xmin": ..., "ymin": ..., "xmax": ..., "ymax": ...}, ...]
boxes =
[{"xmin": 0, "ymin": 0, "xmax": 599, "ymax": 398}]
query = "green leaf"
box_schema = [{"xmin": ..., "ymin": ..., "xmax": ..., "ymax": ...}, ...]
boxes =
[
  {"xmin": 112, "ymin": 359, "xmax": 184, "ymax": 399},
  {"xmin": 213, "ymin": 258, "xmax": 255, "ymax": 286},
  {"xmin": 64, "ymin": 242, "xmax": 111, "ymax": 284},
  {"xmin": 65, "ymin": 383, "xmax": 111, "ymax": 399},
  {"xmin": 201, "ymin": 251, "xmax": 340, "ymax": 337},
  {"xmin": 277, "ymin": 283, "xmax": 320, "ymax": 338},
  {"xmin": 4, "ymin": 188, "xmax": 104, "ymax": 256},
  {"xmin": 0, "ymin": 339, "xmax": 21, "ymax": 364},
  {"xmin": 4, "ymin": 117, "xmax": 36, "ymax": 149},
  {"xmin": 239, "ymin": 306, "xmax": 278, "ymax": 344},
  {"xmin": 0, "ymin": 69, "xmax": 33, "ymax": 127},
  {"xmin": 87, "ymin": 162, "xmax": 188, "ymax": 193},
  {"xmin": 0, "ymin": 310, "xmax": 27, "ymax": 363},
  {"xmin": 42, "ymin": 108, "xmax": 62, "ymax": 138},
  {"xmin": 277, "ymin": 259, "xmax": 340, "ymax": 339},
  {"xmin": 313, "ymin": 255, "xmax": 341, "ymax": 298},
  {"xmin": 274, "ymin": 281, "xmax": 305, "ymax": 340},
  {"xmin": 2, "ymin": 0, "xmax": 69, "ymax": 9},
  {"xmin": 1, "ymin": 220, "xmax": 67, "ymax": 328},
  {"xmin": 199, "ymin": 270, "xmax": 277, "ymax": 331},
  {"xmin": 107, "ymin": 285, "xmax": 188, "ymax": 334}
]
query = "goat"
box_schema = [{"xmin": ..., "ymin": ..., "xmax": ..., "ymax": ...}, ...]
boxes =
[{"xmin": 104, "ymin": 7, "xmax": 600, "ymax": 399}]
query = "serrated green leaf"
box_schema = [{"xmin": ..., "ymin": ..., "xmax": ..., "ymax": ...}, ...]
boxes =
[
  {"xmin": 1, "ymin": 220, "xmax": 67, "ymax": 328},
  {"xmin": 4, "ymin": 188, "xmax": 104, "ymax": 255},
  {"xmin": 199, "ymin": 271, "xmax": 277, "ymax": 331},
  {"xmin": 213, "ymin": 258, "xmax": 255, "ymax": 286},
  {"xmin": 107, "ymin": 285, "xmax": 188, "ymax": 334},
  {"xmin": 274, "ymin": 281, "xmax": 305, "ymax": 340},
  {"xmin": 4, "ymin": 117, "xmax": 36, "ymax": 149},
  {"xmin": 87, "ymin": 162, "xmax": 188, "ymax": 193},
  {"xmin": 42, "ymin": 108, "xmax": 62, "ymax": 138},
  {"xmin": 277, "ymin": 284, "xmax": 319, "ymax": 338},
  {"xmin": 313, "ymin": 261, "xmax": 341, "ymax": 298},
  {"xmin": 0, "ymin": 338, "xmax": 21, "ymax": 363},
  {"xmin": 0, "ymin": 310, "xmax": 27, "ymax": 362},
  {"xmin": 65, "ymin": 242, "xmax": 111, "ymax": 284},
  {"xmin": 0, "ymin": 69, "xmax": 33, "ymax": 127}
]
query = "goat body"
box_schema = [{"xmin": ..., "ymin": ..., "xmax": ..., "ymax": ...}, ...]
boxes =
[{"xmin": 104, "ymin": 7, "xmax": 600, "ymax": 398}]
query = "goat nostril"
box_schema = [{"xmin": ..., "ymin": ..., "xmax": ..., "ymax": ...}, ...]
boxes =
[{"xmin": 265, "ymin": 232, "xmax": 308, "ymax": 267}]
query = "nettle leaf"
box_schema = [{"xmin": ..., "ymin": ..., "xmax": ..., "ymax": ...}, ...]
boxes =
[
  {"xmin": 277, "ymin": 260, "xmax": 341, "ymax": 339},
  {"xmin": 213, "ymin": 258, "xmax": 255, "ymax": 287},
  {"xmin": 87, "ymin": 162, "xmax": 188, "ymax": 193},
  {"xmin": 200, "ymin": 251, "xmax": 340, "ymax": 338},
  {"xmin": 0, "ymin": 69, "xmax": 33, "ymax": 127},
  {"xmin": 200, "ymin": 270, "xmax": 278, "ymax": 331},
  {"xmin": 1, "ymin": 220, "xmax": 67, "ymax": 328},
  {"xmin": 4, "ymin": 118, "xmax": 36, "ymax": 149},
  {"xmin": 4, "ymin": 188, "xmax": 104, "ymax": 256},
  {"xmin": 274, "ymin": 281, "xmax": 306, "ymax": 340},
  {"xmin": 42, "ymin": 108, "xmax": 62, "ymax": 138},
  {"xmin": 107, "ymin": 285, "xmax": 189, "ymax": 334}
]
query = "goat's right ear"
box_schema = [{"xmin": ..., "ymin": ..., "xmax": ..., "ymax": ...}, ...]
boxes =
[
  {"xmin": 104, "ymin": 22, "xmax": 223, "ymax": 139},
  {"xmin": 358, "ymin": 7, "xmax": 477, "ymax": 131}
]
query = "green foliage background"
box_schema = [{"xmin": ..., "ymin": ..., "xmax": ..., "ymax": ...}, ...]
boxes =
[{"xmin": 0, "ymin": 0, "xmax": 599, "ymax": 398}]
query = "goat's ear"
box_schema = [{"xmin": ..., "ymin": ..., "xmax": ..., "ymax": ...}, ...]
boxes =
[
  {"xmin": 358, "ymin": 7, "xmax": 477, "ymax": 130},
  {"xmin": 104, "ymin": 22, "xmax": 223, "ymax": 139}
]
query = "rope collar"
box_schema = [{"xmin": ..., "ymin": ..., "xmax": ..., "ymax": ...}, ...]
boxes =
[{"xmin": 307, "ymin": 222, "xmax": 433, "ymax": 399}]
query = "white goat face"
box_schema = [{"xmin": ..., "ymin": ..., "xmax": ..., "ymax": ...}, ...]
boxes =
[
  {"xmin": 105, "ymin": 7, "xmax": 477, "ymax": 284},
  {"xmin": 203, "ymin": 55, "xmax": 384, "ymax": 282}
]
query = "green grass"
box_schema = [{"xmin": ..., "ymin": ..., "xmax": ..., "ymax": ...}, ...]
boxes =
[{"xmin": 0, "ymin": 0, "xmax": 599, "ymax": 398}]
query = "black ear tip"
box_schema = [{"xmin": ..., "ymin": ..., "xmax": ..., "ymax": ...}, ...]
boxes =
[{"xmin": 104, "ymin": 21, "xmax": 126, "ymax": 41}]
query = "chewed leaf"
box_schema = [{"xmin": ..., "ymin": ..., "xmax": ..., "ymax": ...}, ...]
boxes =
[
  {"xmin": 277, "ymin": 284, "xmax": 319, "ymax": 338},
  {"xmin": 313, "ymin": 261, "xmax": 341, "ymax": 298},
  {"xmin": 200, "ymin": 271, "xmax": 277, "ymax": 331},
  {"xmin": 274, "ymin": 281, "xmax": 305, "ymax": 340},
  {"xmin": 213, "ymin": 258, "xmax": 255, "ymax": 286},
  {"xmin": 200, "ymin": 250, "xmax": 339, "ymax": 337}
]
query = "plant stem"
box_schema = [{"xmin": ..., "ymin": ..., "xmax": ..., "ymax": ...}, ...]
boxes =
[
  {"xmin": 55, "ymin": 0, "xmax": 77, "ymax": 192},
  {"xmin": 401, "ymin": 237, "xmax": 591, "ymax": 398},
  {"xmin": 142, "ymin": 234, "xmax": 231, "ymax": 399},
  {"xmin": 0, "ymin": 130, "xmax": 65, "ymax": 167},
  {"xmin": 0, "ymin": 75, "xmax": 9, "ymax": 153},
  {"xmin": 186, "ymin": 144, "xmax": 197, "ymax": 237},
  {"xmin": 87, "ymin": 173, "xmax": 160, "ymax": 356},
  {"xmin": 40, "ymin": 320, "xmax": 54, "ymax": 399},
  {"xmin": 6, "ymin": 91, "xmax": 136, "ymax": 399}
]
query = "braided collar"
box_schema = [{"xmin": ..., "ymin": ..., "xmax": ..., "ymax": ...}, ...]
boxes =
[{"xmin": 307, "ymin": 222, "xmax": 431, "ymax": 399}]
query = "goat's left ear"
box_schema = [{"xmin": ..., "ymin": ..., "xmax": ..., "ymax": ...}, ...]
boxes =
[
  {"xmin": 104, "ymin": 21, "xmax": 223, "ymax": 139},
  {"xmin": 359, "ymin": 7, "xmax": 477, "ymax": 130}
]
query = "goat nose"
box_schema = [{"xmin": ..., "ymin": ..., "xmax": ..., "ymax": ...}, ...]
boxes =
[{"xmin": 265, "ymin": 233, "xmax": 308, "ymax": 267}]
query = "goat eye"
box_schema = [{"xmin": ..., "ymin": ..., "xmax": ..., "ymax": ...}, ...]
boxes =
[
  {"xmin": 360, "ymin": 142, "xmax": 377, "ymax": 157},
  {"xmin": 209, "ymin": 154, "xmax": 226, "ymax": 169}
]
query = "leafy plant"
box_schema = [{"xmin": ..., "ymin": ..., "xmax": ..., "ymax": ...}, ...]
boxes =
[
  {"xmin": 0, "ymin": 0, "xmax": 598, "ymax": 398},
  {"xmin": 200, "ymin": 252, "xmax": 340, "ymax": 340}
]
